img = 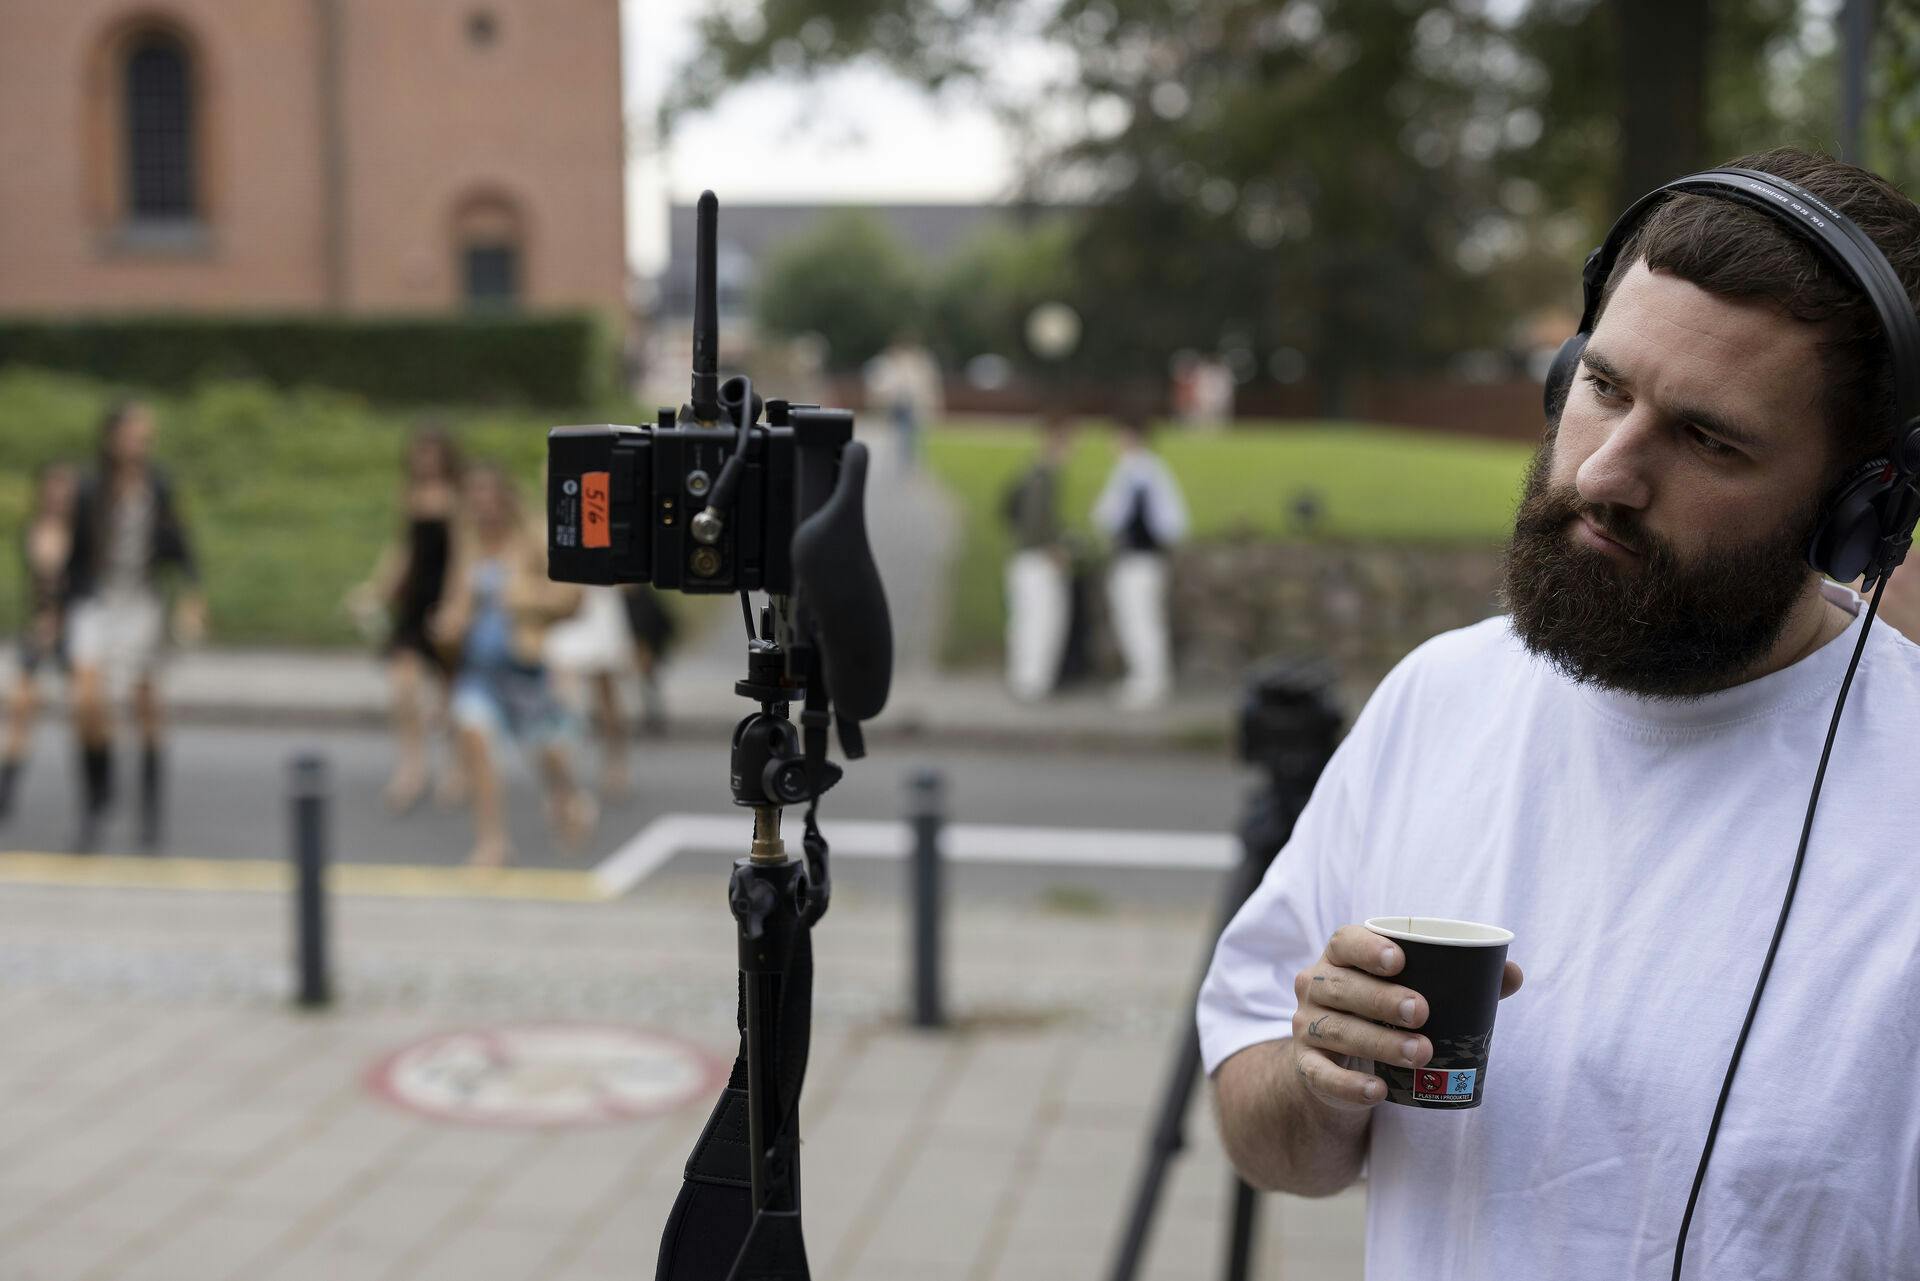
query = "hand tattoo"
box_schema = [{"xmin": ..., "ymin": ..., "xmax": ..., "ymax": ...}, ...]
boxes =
[{"xmin": 1306, "ymin": 1015, "xmax": 1330, "ymax": 1041}]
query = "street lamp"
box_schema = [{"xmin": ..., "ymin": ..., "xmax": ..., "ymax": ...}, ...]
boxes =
[
  {"xmin": 1025, "ymin": 301, "xmax": 1082, "ymax": 363},
  {"xmin": 1025, "ymin": 301, "xmax": 1083, "ymax": 418}
]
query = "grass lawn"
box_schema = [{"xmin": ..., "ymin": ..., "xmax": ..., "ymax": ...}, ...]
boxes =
[{"xmin": 924, "ymin": 421, "xmax": 1537, "ymax": 665}]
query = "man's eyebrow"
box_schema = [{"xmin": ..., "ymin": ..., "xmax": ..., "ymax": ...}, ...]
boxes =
[{"xmin": 1579, "ymin": 345, "xmax": 1766, "ymax": 451}]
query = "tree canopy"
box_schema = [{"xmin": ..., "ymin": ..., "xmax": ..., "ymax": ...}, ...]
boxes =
[
  {"xmin": 672, "ymin": 1, "xmax": 1912, "ymax": 399},
  {"xmin": 752, "ymin": 210, "xmax": 925, "ymax": 371}
]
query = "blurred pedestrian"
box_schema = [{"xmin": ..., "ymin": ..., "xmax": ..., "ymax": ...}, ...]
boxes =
[
  {"xmin": 622, "ymin": 585, "xmax": 676, "ymax": 735},
  {"xmin": 0, "ymin": 463, "xmax": 81, "ymax": 823},
  {"xmin": 863, "ymin": 331, "xmax": 944, "ymax": 471},
  {"xmin": 1170, "ymin": 351, "xmax": 1234, "ymax": 429},
  {"xmin": 1190, "ymin": 356, "xmax": 1236, "ymax": 429},
  {"xmin": 1001, "ymin": 414, "xmax": 1074, "ymax": 702},
  {"xmin": 545, "ymin": 585, "xmax": 638, "ymax": 801},
  {"xmin": 347, "ymin": 425, "xmax": 464, "ymax": 814},
  {"xmin": 1093, "ymin": 415, "xmax": 1187, "ymax": 709},
  {"xmin": 66, "ymin": 402, "xmax": 206, "ymax": 852},
  {"xmin": 431, "ymin": 463, "xmax": 594, "ymax": 868}
]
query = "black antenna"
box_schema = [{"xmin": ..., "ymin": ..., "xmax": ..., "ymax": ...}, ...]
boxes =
[{"xmin": 691, "ymin": 190, "xmax": 721, "ymax": 423}]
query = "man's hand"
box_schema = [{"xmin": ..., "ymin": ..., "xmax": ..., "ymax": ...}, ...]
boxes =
[{"xmin": 1290, "ymin": 924, "xmax": 1524, "ymax": 1110}]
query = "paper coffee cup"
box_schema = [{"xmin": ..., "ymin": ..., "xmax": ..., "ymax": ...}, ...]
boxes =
[{"xmin": 1363, "ymin": 916, "xmax": 1513, "ymax": 1110}]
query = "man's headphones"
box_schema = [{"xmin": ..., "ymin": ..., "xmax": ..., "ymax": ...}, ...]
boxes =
[{"xmin": 1542, "ymin": 167, "xmax": 1920, "ymax": 588}]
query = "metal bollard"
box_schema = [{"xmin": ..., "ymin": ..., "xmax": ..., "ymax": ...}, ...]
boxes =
[
  {"xmin": 907, "ymin": 769, "xmax": 946, "ymax": 1029},
  {"xmin": 290, "ymin": 753, "xmax": 332, "ymax": 1010}
]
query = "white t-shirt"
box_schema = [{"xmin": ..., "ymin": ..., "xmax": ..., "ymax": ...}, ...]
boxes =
[
  {"xmin": 1199, "ymin": 582, "xmax": 1920, "ymax": 1280},
  {"xmin": 1093, "ymin": 451, "xmax": 1189, "ymax": 549}
]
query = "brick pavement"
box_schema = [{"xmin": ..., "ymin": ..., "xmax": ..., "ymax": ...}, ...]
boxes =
[{"xmin": 0, "ymin": 872, "xmax": 1365, "ymax": 1280}]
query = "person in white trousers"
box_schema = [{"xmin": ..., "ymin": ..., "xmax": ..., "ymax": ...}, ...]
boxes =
[
  {"xmin": 1002, "ymin": 416, "xmax": 1074, "ymax": 701},
  {"xmin": 1093, "ymin": 418, "xmax": 1188, "ymax": 709}
]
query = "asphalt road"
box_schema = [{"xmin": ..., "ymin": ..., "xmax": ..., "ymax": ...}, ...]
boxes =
[{"xmin": 0, "ymin": 722, "xmax": 1258, "ymax": 905}]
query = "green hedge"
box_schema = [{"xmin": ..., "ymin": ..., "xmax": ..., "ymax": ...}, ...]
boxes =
[{"xmin": 0, "ymin": 312, "xmax": 613, "ymax": 406}]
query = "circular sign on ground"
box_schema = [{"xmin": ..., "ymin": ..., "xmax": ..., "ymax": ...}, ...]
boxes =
[{"xmin": 367, "ymin": 1024, "xmax": 724, "ymax": 1127}]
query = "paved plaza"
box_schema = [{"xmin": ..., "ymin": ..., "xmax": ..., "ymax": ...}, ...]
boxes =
[
  {"xmin": 0, "ymin": 866, "xmax": 1366, "ymax": 1281},
  {"xmin": 0, "ymin": 432, "xmax": 1366, "ymax": 1277}
]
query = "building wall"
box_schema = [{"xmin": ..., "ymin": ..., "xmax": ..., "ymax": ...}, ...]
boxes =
[
  {"xmin": 0, "ymin": 0, "xmax": 330, "ymax": 311},
  {"xmin": 336, "ymin": 0, "xmax": 625, "ymax": 315},
  {"xmin": 0, "ymin": 0, "xmax": 624, "ymax": 319}
]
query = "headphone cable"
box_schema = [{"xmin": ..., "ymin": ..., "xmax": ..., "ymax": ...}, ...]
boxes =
[{"xmin": 1670, "ymin": 577, "xmax": 1887, "ymax": 1279}]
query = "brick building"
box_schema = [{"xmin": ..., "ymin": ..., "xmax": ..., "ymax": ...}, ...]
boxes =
[{"xmin": 0, "ymin": 0, "xmax": 626, "ymax": 321}]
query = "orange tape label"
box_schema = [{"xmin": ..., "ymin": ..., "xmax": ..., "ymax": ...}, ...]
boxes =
[{"xmin": 583, "ymin": 471, "xmax": 610, "ymax": 549}]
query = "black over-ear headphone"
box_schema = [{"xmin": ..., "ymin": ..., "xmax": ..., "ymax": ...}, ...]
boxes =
[{"xmin": 1543, "ymin": 167, "xmax": 1920, "ymax": 588}]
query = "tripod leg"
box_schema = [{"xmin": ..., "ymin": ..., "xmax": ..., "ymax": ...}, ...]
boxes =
[
  {"xmin": 1224, "ymin": 1176, "xmax": 1259, "ymax": 1281},
  {"xmin": 1106, "ymin": 834, "xmax": 1277, "ymax": 1281},
  {"xmin": 1107, "ymin": 1026, "xmax": 1206, "ymax": 1281},
  {"xmin": 659, "ymin": 851, "xmax": 815, "ymax": 1281},
  {"xmin": 731, "ymin": 850, "xmax": 812, "ymax": 1281},
  {"xmin": 725, "ymin": 1207, "xmax": 809, "ymax": 1281}
]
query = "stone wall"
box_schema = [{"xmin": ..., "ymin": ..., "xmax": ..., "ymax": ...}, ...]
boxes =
[{"xmin": 1162, "ymin": 539, "xmax": 1508, "ymax": 688}]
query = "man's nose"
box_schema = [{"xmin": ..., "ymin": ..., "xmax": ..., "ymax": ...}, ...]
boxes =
[{"xmin": 1574, "ymin": 409, "xmax": 1657, "ymax": 512}]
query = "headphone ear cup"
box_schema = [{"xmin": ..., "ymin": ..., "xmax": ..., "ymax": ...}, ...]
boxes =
[
  {"xmin": 1543, "ymin": 333, "xmax": 1588, "ymax": 424},
  {"xmin": 1808, "ymin": 458, "xmax": 1898, "ymax": 582}
]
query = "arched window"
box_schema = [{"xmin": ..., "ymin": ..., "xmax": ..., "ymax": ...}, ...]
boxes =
[
  {"xmin": 124, "ymin": 30, "xmax": 195, "ymax": 219},
  {"xmin": 454, "ymin": 192, "xmax": 525, "ymax": 309}
]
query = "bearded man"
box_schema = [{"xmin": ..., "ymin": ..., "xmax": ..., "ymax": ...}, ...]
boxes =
[{"xmin": 1198, "ymin": 147, "xmax": 1920, "ymax": 1279}]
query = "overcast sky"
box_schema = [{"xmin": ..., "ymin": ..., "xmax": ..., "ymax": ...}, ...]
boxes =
[{"xmin": 622, "ymin": 0, "xmax": 1022, "ymax": 274}]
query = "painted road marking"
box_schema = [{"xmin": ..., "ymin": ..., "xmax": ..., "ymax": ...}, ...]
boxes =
[
  {"xmin": 366, "ymin": 1023, "xmax": 725, "ymax": 1127},
  {"xmin": 1, "ymin": 815, "xmax": 1234, "ymax": 903},
  {"xmin": 592, "ymin": 813, "xmax": 1235, "ymax": 898},
  {"xmin": 0, "ymin": 852, "xmax": 601, "ymax": 902}
]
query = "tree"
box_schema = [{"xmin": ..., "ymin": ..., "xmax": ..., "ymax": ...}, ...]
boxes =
[
  {"xmin": 1612, "ymin": 0, "xmax": 1711, "ymax": 208},
  {"xmin": 751, "ymin": 211, "xmax": 924, "ymax": 372},
  {"xmin": 1868, "ymin": 1, "xmax": 1920, "ymax": 191},
  {"xmin": 922, "ymin": 215, "xmax": 1078, "ymax": 374},
  {"xmin": 674, "ymin": 1, "xmax": 1856, "ymax": 403}
]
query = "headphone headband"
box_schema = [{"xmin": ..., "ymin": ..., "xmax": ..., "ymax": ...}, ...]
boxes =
[{"xmin": 1577, "ymin": 167, "xmax": 1920, "ymax": 445}]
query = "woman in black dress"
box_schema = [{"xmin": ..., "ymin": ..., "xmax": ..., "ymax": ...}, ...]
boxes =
[
  {"xmin": 0, "ymin": 463, "xmax": 80, "ymax": 823},
  {"xmin": 348, "ymin": 426, "xmax": 463, "ymax": 814}
]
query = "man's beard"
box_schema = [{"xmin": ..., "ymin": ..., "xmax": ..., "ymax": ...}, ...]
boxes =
[{"xmin": 1499, "ymin": 445, "xmax": 1823, "ymax": 700}]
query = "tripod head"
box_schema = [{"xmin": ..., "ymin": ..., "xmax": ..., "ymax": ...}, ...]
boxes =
[
  {"xmin": 731, "ymin": 605, "xmax": 844, "ymax": 811},
  {"xmin": 1235, "ymin": 659, "xmax": 1344, "ymax": 870},
  {"xmin": 1237, "ymin": 658, "xmax": 1343, "ymax": 798},
  {"xmin": 730, "ymin": 601, "xmax": 843, "ymax": 931}
]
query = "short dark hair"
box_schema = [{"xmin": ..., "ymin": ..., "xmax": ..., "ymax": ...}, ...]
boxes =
[{"xmin": 1597, "ymin": 147, "xmax": 1920, "ymax": 480}]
